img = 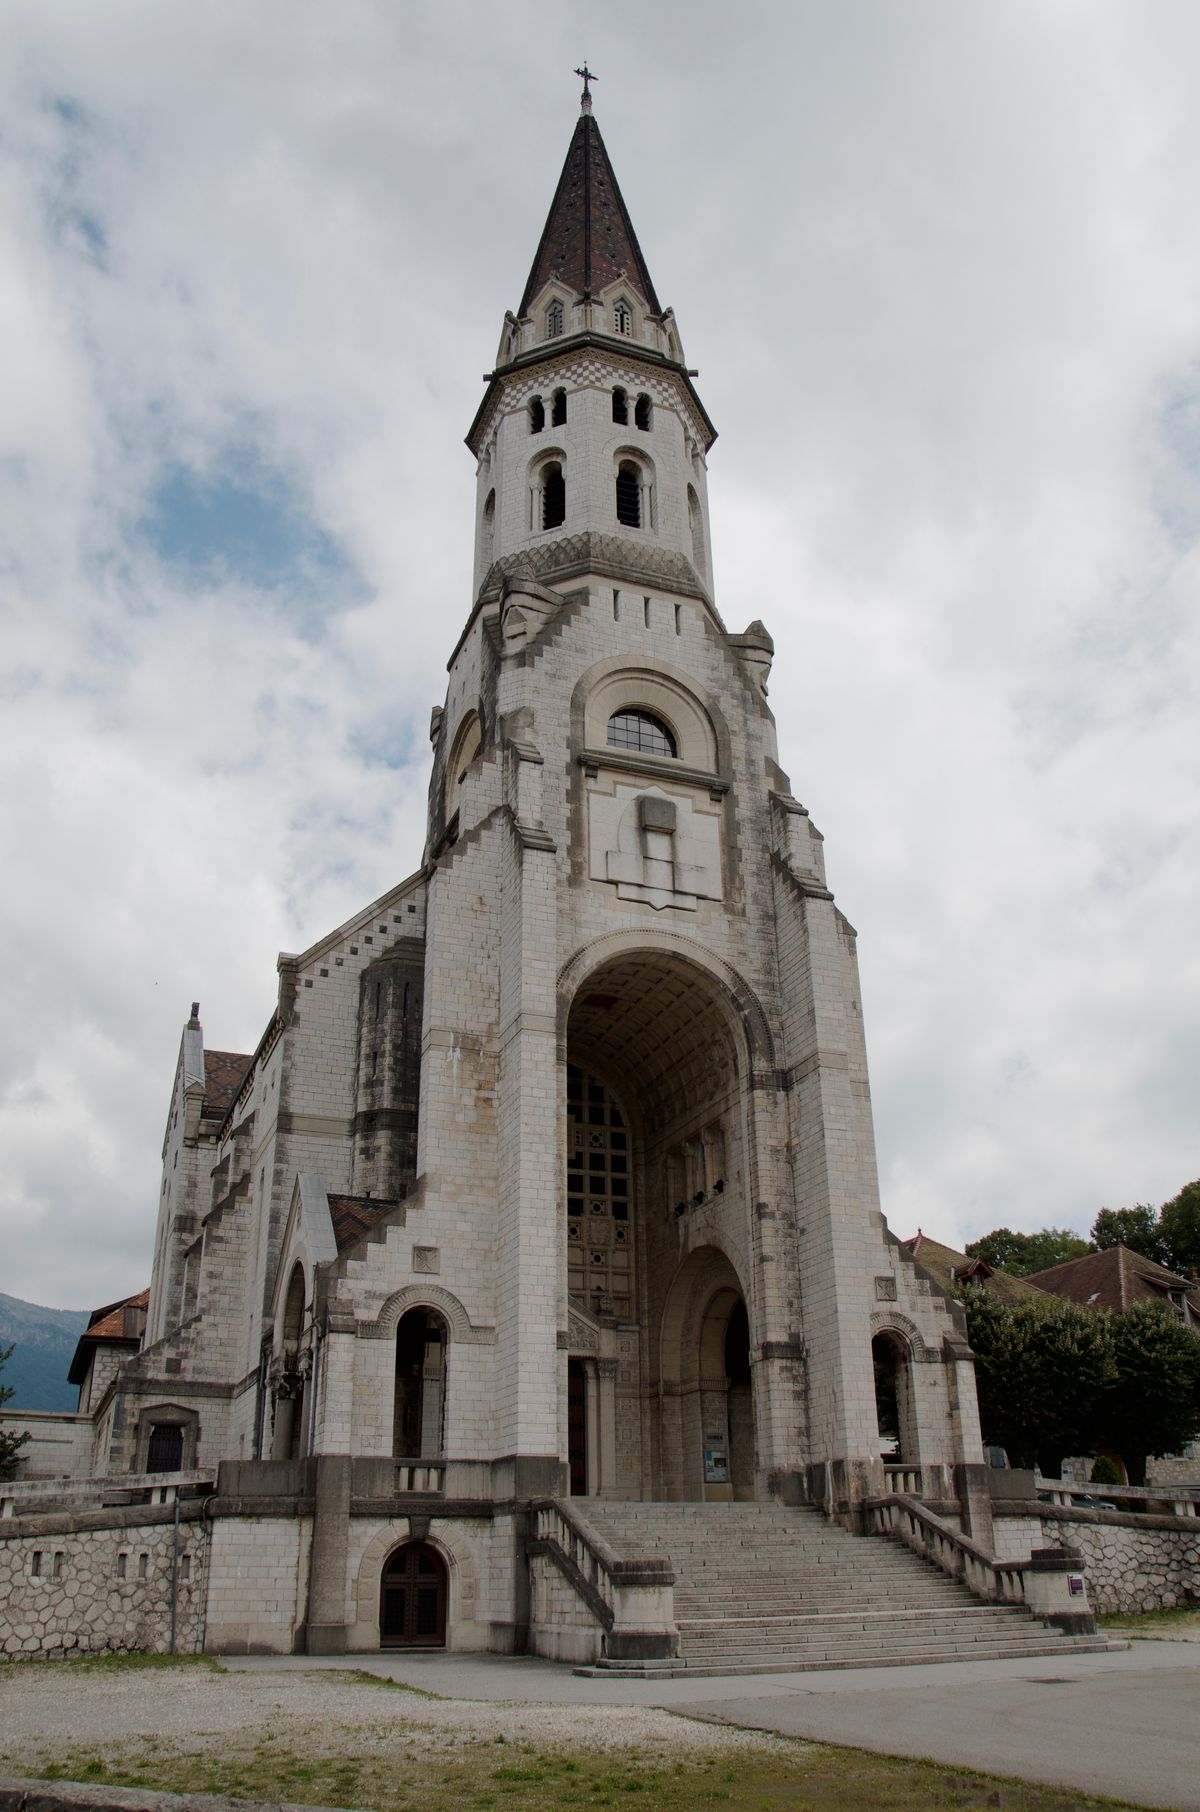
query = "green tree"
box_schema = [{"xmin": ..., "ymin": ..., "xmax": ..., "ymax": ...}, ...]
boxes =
[
  {"xmin": 958, "ymin": 1291, "xmax": 1114, "ymax": 1471},
  {"xmin": 1091, "ymin": 1204, "xmax": 1170, "ymax": 1267},
  {"xmin": 0, "ymin": 1344, "xmax": 30, "ymax": 1479},
  {"xmin": 1159, "ymin": 1179, "xmax": 1200, "ymax": 1277},
  {"xmin": 964, "ymin": 1226, "xmax": 1090, "ymax": 1276},
  {"xmin": 1103, "ymin": 1301, "xmax": 1200, "ymax": 1486}
]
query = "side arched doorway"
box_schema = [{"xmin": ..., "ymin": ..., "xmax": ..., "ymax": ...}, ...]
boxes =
[
  {"xmin": 393, "ymin": 1308, "xmax": 447, "ymax": 1459},
  {"xmin": 661, "ymin": 1249, "xmax": 758, "ymax": 1500},
  {"xmin": 379, "ymin": 1541, "xmax": 448, "ymax": 1648}
]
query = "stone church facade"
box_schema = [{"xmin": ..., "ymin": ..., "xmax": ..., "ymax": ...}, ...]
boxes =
[{"xmin": 2, "ymin": 95, "xmax": 993, "ymax": 1660}]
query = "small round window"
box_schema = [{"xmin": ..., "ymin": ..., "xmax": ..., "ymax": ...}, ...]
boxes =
[{"xmin": 606, "ymin": 709, "xmax": 677, "ymax": 758}]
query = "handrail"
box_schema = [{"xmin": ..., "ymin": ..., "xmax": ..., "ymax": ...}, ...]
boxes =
[
  {"xmin": 867, "ymin": 1493, "xmax": 1027, "ymax": 1604},
  {"xmin": 528, "ymin": 1497, "xmax": 675, "ymax": 1639},
  {"xmin": 1034, "ymin": 1476, "xmax": 1199, "ymax": 1516}
]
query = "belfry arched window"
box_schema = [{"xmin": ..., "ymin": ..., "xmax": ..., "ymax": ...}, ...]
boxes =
[
  {"xmin": 539, "ymin": 460, "xmax": 566, "ymax": 531},
  {"xmin": 612, "ymin": 387, "xmax": 628, "ymax": 425},
  {"xmin": 551, "ymin": 387, "xmax": 567, "ymax": 427},
  {"xmin": 635, "ymin": 393, "xmax": 652, "ymax": 431},
  {"xmin": 687, "ymin": 485, "xmax": 704, "ymax": 574},
  {"xmin": 606, "ymin": 709, "xmax": 677, "ymax": 759},
  {"xmin": 615, "ymin": 460, "xmax": 642, "ymax": 528},
  {"xmin": 481, "ymin": 490, "xmax": 495, "ymax": 571},
  {"xmin": 529, "ymin": 396, "xmax": 545, "ymax": 433},
  {"xmin": 546, "ymin": 300, "xmax": 564, "ymax": 338}
]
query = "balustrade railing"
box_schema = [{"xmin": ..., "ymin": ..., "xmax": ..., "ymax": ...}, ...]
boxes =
[
  {"xmin": 869, "ymin": 1494, "xmax": 1027, "ymax": 1604},
  {"xmin": 1035, "ymin": 1477, "xmax": 1200, "ymax": 1518}
]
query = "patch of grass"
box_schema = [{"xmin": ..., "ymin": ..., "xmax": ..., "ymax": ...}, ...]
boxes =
[
  {"xmin": 1098, "ymin": 1605, "xmax": 1200, "ymax": 1635},
  {"xmin": 0, "ymin": 1652, "xmax": 218, "ymax": 1675},
  {"xmin": 7, "ymin": 1733, "xmax": 1157, "ymax": 1812},
  {"xmin": 314, "ymin": 1666, "xmax": 443, "ymax": 1698}
]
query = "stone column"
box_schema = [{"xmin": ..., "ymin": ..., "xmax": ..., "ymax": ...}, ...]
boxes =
[{"xmin": 305, "ymin": 1453, "xmax": 352, "ymax": 1654}]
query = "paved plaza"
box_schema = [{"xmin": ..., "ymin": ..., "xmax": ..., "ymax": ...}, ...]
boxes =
[{"xmin": 225, "ymin": 1639, "xmax": 1200, "ymax": 1811}]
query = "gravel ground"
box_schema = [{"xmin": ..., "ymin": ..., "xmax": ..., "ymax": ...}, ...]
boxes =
[{"xmin": 0, "ymin": 1664, "xmax": 783, "ymax": 1769}]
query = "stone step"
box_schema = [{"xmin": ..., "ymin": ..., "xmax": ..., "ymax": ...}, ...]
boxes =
[
  {"xmin": 577, "ymin": 1636, "xmax": 1116, "ymax": 1679},
  {"xmin": 563, "ymin": 1498, "xmax": 1116, "ymax": 1680}
]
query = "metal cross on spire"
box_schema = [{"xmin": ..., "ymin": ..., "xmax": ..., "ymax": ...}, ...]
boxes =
[{"xmin": 575, "ymin": 62, "xmax": 598, "ymax": 111}]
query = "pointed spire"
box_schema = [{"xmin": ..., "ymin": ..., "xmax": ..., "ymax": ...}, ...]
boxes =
[{"xmin": 518, "ymin": 101, "xmax": 662, "ymax": 318}]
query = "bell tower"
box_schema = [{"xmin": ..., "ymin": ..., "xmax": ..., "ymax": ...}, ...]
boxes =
[
  {"xmin": 412, "ymin": 84, "xmax": 989, "ymax": 1533},
  {"xmin": 466, "ymin": 79, "xmax": 715, "ymax": 611}
]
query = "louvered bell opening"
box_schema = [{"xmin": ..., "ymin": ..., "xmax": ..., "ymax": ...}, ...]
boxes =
[{"xmin": 616, "ymin": 463, "xmax": 641, "ymax": 528}]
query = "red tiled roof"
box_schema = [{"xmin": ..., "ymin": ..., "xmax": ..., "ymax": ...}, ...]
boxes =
[
  {"xmin": 1024, "ymin": 1244, "xmax": 1200, "ymax": 1316},
  {"xmin": 69, "ymin": 1288, "xmax": 148, "ymax": 1385},
  {"xmin": 519, "ymin": 108, "xmax": 661, "ymax": 317},
  {"xmin": 327, "ymin": 1195, "xmax": 398, "ymax": 1254},
  {"xmin": 901, "ymin": 1233, "xmax": 1048, "ymax": 1304},
  {"xmin": 203, "ymin": 1049, "xmax": 252, "ymax": 1117}
]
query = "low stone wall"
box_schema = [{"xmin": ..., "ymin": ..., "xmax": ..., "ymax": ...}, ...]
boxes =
[
  {"xmin": 993, "ymin": 1502, "xmax": 1200, "ymax": 1614},
  {"xmin": 528, "ymin": 1549, "xmax": 606, "ymax": 1665},
  {"xmin": 0, "ymin": 1504, "xmax": 208, "ymax": 1657},
  {"xmin": 0, "ymin": 1411, "xmax": 92, "ymax": 1480}
]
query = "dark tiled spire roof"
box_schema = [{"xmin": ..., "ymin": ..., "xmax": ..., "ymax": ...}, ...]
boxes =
[{"xmin": 519, "ymin": 107, "xmax": 661, "ymax": 317}]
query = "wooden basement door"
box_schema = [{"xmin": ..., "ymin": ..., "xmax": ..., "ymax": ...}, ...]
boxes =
[{"xmin": 379, "ymin": 1541, "xmax": 447, "ymax": 1648}]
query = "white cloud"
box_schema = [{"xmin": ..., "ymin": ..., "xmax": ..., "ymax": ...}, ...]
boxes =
[{"xmin": 0, "ymin": 1, "xmax": 1197, "ymax": 1306}]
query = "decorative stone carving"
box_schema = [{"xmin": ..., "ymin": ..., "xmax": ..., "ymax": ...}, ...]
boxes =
[{"xmin": 588, "ymin": 783, "xmax": 721, "ymax": 911}]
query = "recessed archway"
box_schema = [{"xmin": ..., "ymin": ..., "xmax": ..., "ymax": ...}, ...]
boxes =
[{"xmin": 563, "ymin": 947, "xmax": 760, "ymax": 1500}]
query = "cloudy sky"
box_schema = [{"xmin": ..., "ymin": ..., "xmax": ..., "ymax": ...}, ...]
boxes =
[{"xmin": 2, "ymin": 2, "xmax": 1197, "ymax": 1310}]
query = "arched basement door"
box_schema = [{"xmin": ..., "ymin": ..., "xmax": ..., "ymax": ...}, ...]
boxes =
[{"xmin": 379, "ymin": 1542, "xmax": 447, "ymax": 1648}]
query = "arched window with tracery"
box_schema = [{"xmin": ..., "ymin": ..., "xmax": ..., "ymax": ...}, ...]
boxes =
[{"xmin": 606, "ymin": 709, "xmax": 677, "ymax": 759}]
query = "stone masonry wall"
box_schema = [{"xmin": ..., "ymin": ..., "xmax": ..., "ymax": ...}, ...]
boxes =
[
  {"xmin": 0, "ymin": 1509, "xmax": 207, "ymax": 1657},
  {"xmin": 993, "ymin": 1505, "xmax": 1200, "ymax": 1614}
]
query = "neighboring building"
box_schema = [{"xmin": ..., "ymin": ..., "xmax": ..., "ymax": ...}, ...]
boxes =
[
  {"xmin": 1, "ymin": 90, "xmax": 993, "ymax": 1657},
  {"xmin": 1024, "ymin": 1245, "xmax": 1200, "ymax": 1325},
  {"xmin": 901, "ymin": 1233, "xmax": 1050, "ymax": 1305}
]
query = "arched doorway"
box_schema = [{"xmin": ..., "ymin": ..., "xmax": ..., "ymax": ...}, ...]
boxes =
[
  {"xmin": 272, "ymin": 1264, "xmax": 308, "ymax": 1461},
  {"xmin": 564, "ymin": 949, "xmax": 758, "ymax": 1501},
  {"xmin": 379, "ymin": 1542, "xmax": 447, "ymax": 1648},
  {"xmin": 394, "ymin": 1309, "xmax": 448, "ymax": 1459},
  {"xmin": 660, "ymin": 1248, "xmax": 757, "ymax": 1500},
  {"xmin": 872, "ymin": 1331, "xmax": 919, "ymax": 1466}
]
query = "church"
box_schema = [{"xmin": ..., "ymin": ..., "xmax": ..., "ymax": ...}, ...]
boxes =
[{"xmin": 3, "ymin": 88, "xmax": 1012, "ymax": 1665}]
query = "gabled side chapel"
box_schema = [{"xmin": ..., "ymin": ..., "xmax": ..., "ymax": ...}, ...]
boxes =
[{"xmin": 56, "ymin": 91, "xmax": 992, "ymax": 1657}]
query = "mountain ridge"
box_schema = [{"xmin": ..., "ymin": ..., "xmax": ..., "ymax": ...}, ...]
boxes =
[{"xmin": 0, "ymin": 1292, "xmax": 90, "ymax": 1412}]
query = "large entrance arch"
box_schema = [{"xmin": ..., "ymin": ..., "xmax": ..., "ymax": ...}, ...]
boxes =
[{"xmin": 563, "ymin": 945, "xmax": 763, "ymax": 1500}]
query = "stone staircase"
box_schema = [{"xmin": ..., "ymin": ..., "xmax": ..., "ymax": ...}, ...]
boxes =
[{"xmin": 571, "ymin": 1500, "xmax": 1117, "ymax": 1675}]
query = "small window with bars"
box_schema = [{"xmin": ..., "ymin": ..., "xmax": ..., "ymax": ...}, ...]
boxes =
[{"xmin": 546, "ymin": 300, "xmax": 564, "ymax": 338}]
